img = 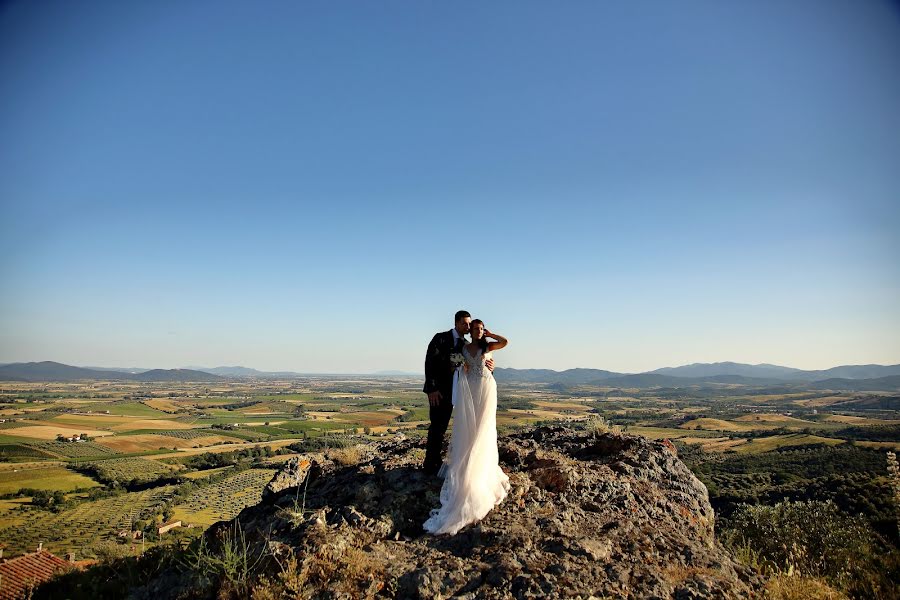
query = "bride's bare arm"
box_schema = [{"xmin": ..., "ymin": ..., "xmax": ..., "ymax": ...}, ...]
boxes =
[{"xmin": 484, "ymin": 329, "xmax": 508, "ymax": 352}]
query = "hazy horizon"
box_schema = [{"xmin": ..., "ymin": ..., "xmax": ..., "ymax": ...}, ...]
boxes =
[
  {"xmin": 2, "ymin": 357, "xmax": 899, "ymax": 377},
  {"xmin": 2, "ymin": 1, "xmax": 899, "ymax": 373}
]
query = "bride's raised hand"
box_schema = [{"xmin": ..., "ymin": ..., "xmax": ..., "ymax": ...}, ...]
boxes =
[{"xmin": 484, "ymin": 329, "xmax": 508, "ymax": 354}]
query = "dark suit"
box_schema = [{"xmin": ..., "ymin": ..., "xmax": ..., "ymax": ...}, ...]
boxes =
[{"xmin": 422, "ymin": 329, "xmax": 464, "ymax": 474}]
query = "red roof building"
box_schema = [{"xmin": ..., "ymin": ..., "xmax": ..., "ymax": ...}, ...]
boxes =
[{"xmin": 0, "ymin": 549, "xmax": 73, "ymax": 600}]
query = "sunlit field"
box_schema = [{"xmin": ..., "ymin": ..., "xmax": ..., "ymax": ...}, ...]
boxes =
[{"xmin": 0, "ymin": 376, "xmax": 895, "ymax": 560}]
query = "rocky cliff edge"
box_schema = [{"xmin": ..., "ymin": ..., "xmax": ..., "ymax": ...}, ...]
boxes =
[{"xmin": 140, "ymin": 424, "xmax": 763, "ymax": 599}]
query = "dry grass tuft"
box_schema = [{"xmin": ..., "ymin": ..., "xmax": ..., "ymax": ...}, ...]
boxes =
[
  {"xmin": 586, "ymin": 415, "xmax": 624, "ymax": 436},
  {"xmin": 764, "ymin": 574, "xmax": 848, "ymax": 600},
  {"xmin": 251, "ymin": 534, "xmax": 387, "ymax": 599},
  {"xmin": 327, "ymin": 445, "xmax": 362, "ymax": 467}
]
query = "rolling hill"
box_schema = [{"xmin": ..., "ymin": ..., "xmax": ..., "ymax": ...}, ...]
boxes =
[
  {"xmin": 648, "ymin": 361, "xmax": 900, "ymax": 382},
  {"xmin": 806, "ymin": 375, "xmax": 900, "ymax": 392},
  {"xmin": 132, "ymin": 368, "xmax": 226, "ymax": 382},
  {"xmin": 4, "ymin": 360, "xmax": 900, "ymax": 389},
  {"xmin": 493, "ymin": 368, "xmax": 622, "ymax": 384},
  {"xmin": 0, "ymin": 361, "xmax": 133, "ymax": 382},
  {"xmin": 0, "ymin": 362, "xmax": 225, "ymax": 382}
]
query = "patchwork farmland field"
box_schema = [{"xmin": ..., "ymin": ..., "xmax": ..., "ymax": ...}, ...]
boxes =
[
  {"xmin": 0, "ymin": 444, "xmax": 58, "ymax": 461},
  {"xmin": 79, "ymin": 457, "xmax": 180, "ymax": 483},
  {"xmin": 0, "ymin": 485, "xmax": 177, "ymax": 557},
  {"xmin": 143, "ymin": 398, "xmax": 183, "ymax": 413},
  {"xmin": 733, "ymin": 433, "xmax": 847, "ymax": 453},
  {"xmin": 732, "ymin": 413, "xmax": 818, "ymax": 426},
  {"xmin": 87, "ymin": 402, "xmax": 170, "ymax": 417},
  {"xmin": 152, "ymin": 429, "xmax": 244, "ymax": 439},
  {"xmin": 679, "ymin": 418, "xmax": 777, "ymax": 432},
  {"xmin": 180, "ymin": 465, "xmax": 235, "ymax": 479},
  {"xmin": 48, "ymin": 414, "xmax": 139, "ymax": 428},
  {"xmin": 818, "ymin": 414, "xmax": 900, "ymax": 425},
  {"xmin": 0, "ymin": 464, "xmax": 99, "ymax": 494},
  {"xmin": 0, "ymin": 374, "xmax": 895, "ymax": 570},
  {"xmin": 110, "ymin": 419, "xmax": 196, "ymax": 432},
  {"xmin": 172, "ymin": 468, "xmax": 277, "ymax": 526},
  {"xmin": 95, "ymin": 433, "xmax": 240, "ymax": 453},
  {"xmin": 25, "ymin": 441, "xmax": 122, "ymax": 459},
  {"xmin": 1, "ymin": 425, "xmax": 113, "ymax": 440}
]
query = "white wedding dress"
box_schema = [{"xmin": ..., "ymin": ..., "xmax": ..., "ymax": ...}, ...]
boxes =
[{"xmin": 423, "ymin": 345, "xmax": 511, "ymax": 535}]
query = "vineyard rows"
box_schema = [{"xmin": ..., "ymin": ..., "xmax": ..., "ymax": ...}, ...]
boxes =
[
  {"xmin": 82, "ymin": 457, "xmax": 178, "ymax": 482},
  {"xmin": 0, "ymin": 444, "xmax": 57, "ymax": 460},
  {"xmin": 0, "ymin": 486, "xmax": 176, "ymax": 557},
  {"xmin": 27, "ymin": 441, "xmax": 121, "ymax": 459},
  {"xmin": 153, "ymin": 429, "xmax": 225, "ymax": 440},
  {"xmin": 174, "ymin": 468, "xmax": 275, "ymax": 525}
]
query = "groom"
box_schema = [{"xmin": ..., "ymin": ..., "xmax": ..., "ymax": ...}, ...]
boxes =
[{"xmin": 422, "ymin": 309, "xmax": 493, "ymax": 476}]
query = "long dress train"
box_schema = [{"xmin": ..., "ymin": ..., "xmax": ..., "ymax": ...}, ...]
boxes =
[{"xmin": 423, "ymin": 346, "xmax": 510, "ymax": 535}]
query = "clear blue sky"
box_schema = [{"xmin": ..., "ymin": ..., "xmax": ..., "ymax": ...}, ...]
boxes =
[{"xmin": 1, "ymin": 0, "xmax": 899, "ymax": 373}]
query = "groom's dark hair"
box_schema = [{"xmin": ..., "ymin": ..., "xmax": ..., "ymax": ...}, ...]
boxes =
[{"xmin": 454, "ymin": 310, "xmax": 471, "ymax": 323}]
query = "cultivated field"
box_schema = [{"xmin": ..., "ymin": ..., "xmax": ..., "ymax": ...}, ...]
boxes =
[
  {"xmin": 0, "ymin": 375, "xmax": 896, "ymax": 562},
  {"xmin": 0, "ymin": 464, "xmax": 99, "ymax": 495},
  {"xmin": 95, "ymin": 433, "xmax": 240, "ymax": 453},
  {"xmin": 1, "ymin": 425, "xmax": 113, "ymax": 440},
  {"xmin": 679, "ymin": 418, "xmax": 778, "ymax": 432},
  {"xmin": 731, "ymin": 433, "xmax": 848, "ymax": 453},
  {"xmin": 0, "ymin": 485, "xmax": 176, "ymax": 556},
  {"xmin": 143, "ymin": 398, "xmax": 183, "ymax": 413},
  {"xmin": 172, "ymin": 468, "xmax": 276, "ymax": 526}
]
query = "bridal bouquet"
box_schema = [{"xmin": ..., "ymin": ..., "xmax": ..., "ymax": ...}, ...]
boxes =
[{"xmin": 450, "ymin": 353, "xmax": 465, "ymax": 368}]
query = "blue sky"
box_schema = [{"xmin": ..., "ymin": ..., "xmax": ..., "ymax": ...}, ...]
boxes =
[{"xmin": 1, "ymin": 0, "xmax": 899, "ymax": 373}]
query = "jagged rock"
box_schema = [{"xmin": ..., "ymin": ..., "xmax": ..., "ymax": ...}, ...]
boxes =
[
  {"xmin": 133, "ymin": 424, "xmax": 764, "ymax": 599},
  {"xmin": 260, "ymin": 455, "xmax": 314, "ymax": 503}
]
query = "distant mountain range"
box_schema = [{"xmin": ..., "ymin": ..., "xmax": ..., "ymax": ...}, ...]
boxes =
[
  {"xmin": 492, "ymin": 362, "xmax": 900, "ymax": 391},
  {"xmin": 0, "ymin": 362, "xmax": 225, "ymax": 382},
  {"xmin": 805, "ymin": 375, "xmax": 900, "ymax": 391},
  {"xmin": 647, "ymin": 361, "xmax": 900, "ymax": 381},
  {"xmin": 491, "ymin": 368, "xmax": 789, "ymax": 387},
  {"xmin": 132, "ymin": 369, "xmax": 227, "ymax": 382},
  {"xmin": 82, "ymin": 366, "xmax": 149, "ymax": 374},
  {"xmin": 185, "ymin": 366, "xmax": 272, "ymax": 377},
  {"xmin": 1, "ymin": 360, "xmax": 899, "ymax": 390}
]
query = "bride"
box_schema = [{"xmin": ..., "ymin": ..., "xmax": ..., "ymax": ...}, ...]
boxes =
[{"xmin": 423, "ymin": 319, "xmax": 510, "ymax": 535}]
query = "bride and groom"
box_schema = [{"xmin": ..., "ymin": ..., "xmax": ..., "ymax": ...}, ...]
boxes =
[{"xmin": 421, "ymin": 310, "xmax": 511, "ymax": 535}]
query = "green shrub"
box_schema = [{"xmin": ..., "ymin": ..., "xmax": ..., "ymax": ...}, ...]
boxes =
[{"xmin": 722, "ymin": 500, "xmax": 899, "ymax": 599}]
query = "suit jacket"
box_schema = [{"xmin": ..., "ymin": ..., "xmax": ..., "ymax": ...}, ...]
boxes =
[{"xmin": 423, "ymin": 329, "xmax": 465, "ymax": 394}]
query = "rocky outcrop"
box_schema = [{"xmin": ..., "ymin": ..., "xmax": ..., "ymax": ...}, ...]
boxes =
[
  {"xmin": 141, "ymin": 424, "xmax": 763, "ymax": 599},
  {"xmin": 261, "ymin": 456, "xmax": 315, "ymax": 504}
]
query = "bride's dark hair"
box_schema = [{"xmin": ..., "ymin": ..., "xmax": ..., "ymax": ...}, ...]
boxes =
[{"xmin": 471, "ymin": 319, "xmax": 489, "ymax": 353}]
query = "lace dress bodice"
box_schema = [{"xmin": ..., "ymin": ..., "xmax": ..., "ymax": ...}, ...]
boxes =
[{"xmin": 463, "ymin": 346, "xmax": 492, "ymax": 378}]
